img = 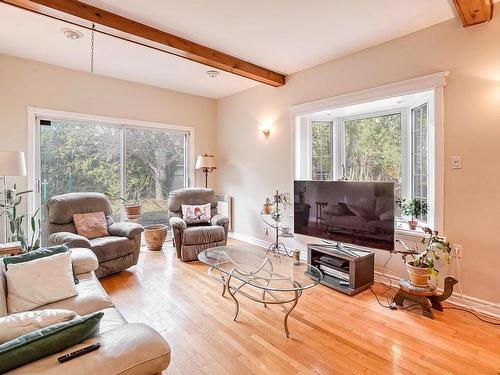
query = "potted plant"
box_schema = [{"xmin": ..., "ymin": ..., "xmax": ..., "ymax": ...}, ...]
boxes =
[
  {"xmin": 398, "ymin": 227, "xmax": 452, "ymax": 287},
  {"xmin": 0, "ymin": 187, "xmax": 41, "ymax": 252},
  {"xmin": 263, "ymin": 197, "xmax": 273, "ymax": 214},
  {"xmin": 396, "ymin": 198, "xmax": 428, "ymax": 230},
  {"xmin": 120, "ymin": 176, "xmax": 149, "ymax": 221}
]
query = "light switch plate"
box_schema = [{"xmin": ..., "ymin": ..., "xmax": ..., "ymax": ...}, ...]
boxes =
[{"xmin": 452, "ymin": 156, "xmax": 463, "ymax": 169}]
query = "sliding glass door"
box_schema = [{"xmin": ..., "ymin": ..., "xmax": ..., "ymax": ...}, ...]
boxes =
[{"xmin": 38, "ymin": 118, "xmax": 189, "ymax": 243}]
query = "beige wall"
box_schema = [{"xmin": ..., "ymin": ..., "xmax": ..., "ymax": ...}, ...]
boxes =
[
  {"xmin": 0, "ymin": 53, "xmax": 217, "ymax": 240},
  {"xmin": 216, "ymin": 12, "xmax": 500, "ymax": 302}
]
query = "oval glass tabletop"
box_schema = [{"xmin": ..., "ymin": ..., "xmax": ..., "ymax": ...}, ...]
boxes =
[{"xmin": 198, "ymin": 245, "xmax": 322, "ymax": 292}]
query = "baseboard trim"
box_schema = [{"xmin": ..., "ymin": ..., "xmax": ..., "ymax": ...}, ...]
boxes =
[{"xmin": 229, "ymin": 231, "xmax": 500, "ymax": 319}]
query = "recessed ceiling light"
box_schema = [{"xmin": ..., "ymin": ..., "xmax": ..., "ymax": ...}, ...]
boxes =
[
  {"xmin": 61, "ymin": 28, "xmax": 83, "ymax": 40},
  {"xmin": 206, "ymin": 70, "xmax": 220, "ymax": 78}
]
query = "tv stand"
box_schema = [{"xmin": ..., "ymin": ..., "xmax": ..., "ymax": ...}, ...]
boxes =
[{"xmin": 307, "ymin": 244, "xmax": 374, "ymax": 295}]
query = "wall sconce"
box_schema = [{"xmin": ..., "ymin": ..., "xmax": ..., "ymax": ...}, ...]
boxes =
[{"xmin": 259, "ymin": 125, "xmax": 271, "ymax": 137}]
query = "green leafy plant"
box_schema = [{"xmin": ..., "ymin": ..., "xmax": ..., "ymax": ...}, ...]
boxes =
[
  {"xmin": 0, "ymin": 187, "xmax": 41, "ymax": 252},
  {"xmin": 119, "ymin": 175, "xmax": 150, "ymax": 206},
  {"xmin": 400, "ymin": 227, "xmax": 452, "ymax": 280},
  {"xmin": 396, "ymin": 198, "xmax": 428, "ymax": 221}
]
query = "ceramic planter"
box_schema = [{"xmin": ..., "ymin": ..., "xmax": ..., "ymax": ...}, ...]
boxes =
[
  {"xmin": 408, "ymin": 220, "xmax": 418, "ymax": 230},
  {"xmin": 123, "ymin": 204, "xmax": 142, "ymax": 221},
  {"xmin": 406, "ymin": 261, "xmax": 430, "ymax": 287},
  {"xmin": 144, "ymin": 224, "xmax": 168, "ymax": 251},
  {"xmin": 263, "ymin": 203, "xmax": 273, "ymax": 215}
]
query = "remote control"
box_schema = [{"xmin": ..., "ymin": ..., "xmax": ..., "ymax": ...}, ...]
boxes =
[{"xmin": 57, "ymin": 343, "xmax": 101, "ymax": 363}]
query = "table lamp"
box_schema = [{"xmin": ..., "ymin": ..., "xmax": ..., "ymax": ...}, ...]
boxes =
[{"xmin": 195, "ymin": 154, "xmax": 216, "ymax": 188}]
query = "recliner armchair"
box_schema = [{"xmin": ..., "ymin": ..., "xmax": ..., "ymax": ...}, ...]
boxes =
[
  {"xmin": 46, "ymin": 192, "xmax": 144, "ymax": 278},
  {"xmin": 168, "ymin": 188, "xmax": 229, "ymax": 262}
]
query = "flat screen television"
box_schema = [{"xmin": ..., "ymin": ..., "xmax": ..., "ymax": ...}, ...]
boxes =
[{"xmin": 294, "ymin": 181, "xmax": 395, "ymax": 251}]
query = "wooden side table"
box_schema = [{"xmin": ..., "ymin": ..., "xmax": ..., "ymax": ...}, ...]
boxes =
[{"xmin": 0, "ymin": 242, "xmax": 22, "ymax": 257}]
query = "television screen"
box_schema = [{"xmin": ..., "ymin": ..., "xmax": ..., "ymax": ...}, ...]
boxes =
[{"xmin": 294, "ymin": 181, "xmax": 394, "ymax": 251}]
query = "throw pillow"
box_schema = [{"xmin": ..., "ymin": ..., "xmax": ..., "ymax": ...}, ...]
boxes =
[
  {"xmin": 6, "ymin": 252, "xmax": 78, "ymax": 314},
  {"xmin": 0, "ymin": 311, "xmax": 103, "ymax": 374},
  {"xmin": 3, "ymin": 245, "xmax": 79, "ymax": 285},
  {"xmin": 73, "ymin": 211, "xmax": 109, "ymax": 239},
  {"xmin": 0, "ymin": 309, "xmax": 78, "ymax": 344},
  {"xmin": 182, "ymin": 203, "xmax": 212, "ymax": 224}
]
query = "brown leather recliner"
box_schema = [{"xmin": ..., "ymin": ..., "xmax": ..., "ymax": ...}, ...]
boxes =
[
  {"xmin": 46, "ymin": 192, "xmax": 144, "ymax": 278},
  {"xmin": 168, "ymin": 188, "xmax": 229, "ymax": 262}
]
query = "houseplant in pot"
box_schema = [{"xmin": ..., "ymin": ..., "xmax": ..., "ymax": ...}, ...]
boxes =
[
  {"xmin": 120, "ymin": 176, "xmax": 149, "ymax": 221},
  {"xmin": 397, "ymin": 198, "xmax": 428, "ymax": 230},
  {"xmin": 398, "ymin": 227, "xmax": 452, "ymax": 287}
]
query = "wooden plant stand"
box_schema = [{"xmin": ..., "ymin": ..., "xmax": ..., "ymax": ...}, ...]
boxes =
[{"xmin": 393, "ymin": 277, "xmax": 458, "ymax": 319}]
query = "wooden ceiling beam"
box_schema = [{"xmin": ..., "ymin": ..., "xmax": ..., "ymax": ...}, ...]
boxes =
[
  {"xmin": 1, "ymin": 0, "xmax": 286, "ymax": 87},
  {"xmin": 452, "ymin": 0, "xmax": 494, "ymax": 27}
]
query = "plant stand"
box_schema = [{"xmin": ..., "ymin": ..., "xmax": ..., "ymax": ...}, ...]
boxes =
[
  {"xmin": 393, "ymin": 277, "xmax": 458, "ymax": 319},
  {"xmin": 260, "ymin": 190, "xmax": 293, "ymax": 256}
]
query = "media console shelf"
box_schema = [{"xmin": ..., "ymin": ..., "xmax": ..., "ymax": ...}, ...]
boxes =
[{"xmin": 307, "ymin": 244, "xmax": 374, "ymax": 295}]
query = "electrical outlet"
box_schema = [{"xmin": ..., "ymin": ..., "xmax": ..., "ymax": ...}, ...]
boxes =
[
  {"xmin": 264, "ymin": 227, "xmax": 268, "ymax": 236},
  {"xmin": 453, "ymin": 244, "xmax": 463, "ymax": 258}
]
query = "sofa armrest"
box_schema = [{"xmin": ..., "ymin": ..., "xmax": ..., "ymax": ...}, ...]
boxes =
[
  {"xmin": 211, "ymin": 214, "xmax": 229, "ymax": 227},
  {"xmin": 48, "ymin": 232, "xmax": 91, "ymax": 249},
  {"xmin": 107, "ymin": 222, "xmax": 144, "ymax": 239},
  {"xmin": 71, "ymin": 248, "xmax": 99, "ymax": 275},
  {"xmin": 169, "ymin": 216, "xmax": 187, "ymax": 231},
  {"xmin": 7, "ymin": 323, "xmax": 171, "ymax": 375}
]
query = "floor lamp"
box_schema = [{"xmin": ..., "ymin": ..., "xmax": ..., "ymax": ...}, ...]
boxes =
[
  {"xmin": 195, "ymin": 154, "xmax": 216, "ymax": 188},
  {"xmin": 0, "ymin": 151, "xmax": 27, "ymax": 243}
]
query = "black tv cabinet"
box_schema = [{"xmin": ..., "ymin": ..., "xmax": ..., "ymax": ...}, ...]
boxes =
[{"xmin": 307, "ymin": 244, "xmax": 374, "ymax": 296}]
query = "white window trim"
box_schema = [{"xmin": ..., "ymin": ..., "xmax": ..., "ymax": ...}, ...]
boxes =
[
  {"xmin": 290, "ymin": 71, "xmax": 448, "ymax": 240},
  {"xmin": 26, "ymin": 106, "xmax": 195, "ymax": 219}
]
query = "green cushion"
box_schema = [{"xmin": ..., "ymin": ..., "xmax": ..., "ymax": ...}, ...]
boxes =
[
  {"xmin": 0, "ymin": 312, "xmax": 103, "ymax": 374},
  {"xmin": 3, "ymin": 245, "xmax": 79, "ymax": 284}
]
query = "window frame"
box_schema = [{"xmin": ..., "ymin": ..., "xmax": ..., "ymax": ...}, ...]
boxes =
[
  {"xmin": 307, "ymin": 105, "xmax": 435, "ymax": 228},
  {"xmin": 27, "ymin": 106, "xmax": 195, "ymax": 231},
  {"xmin": 309, "ymin": 119, "xmax": 335, "ymax": 181}
]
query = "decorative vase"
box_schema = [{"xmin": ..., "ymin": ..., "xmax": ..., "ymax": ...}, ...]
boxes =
[
  {"xmin": 123, "ymin": 204, "xmax": 142, "ymax": 221},
  {"xmin": 406, "ymin": 262, "xmax": 430, "ymax": 287},
  {"xmin": 144, "ymin": 224, "xmax": 168, "ymax": 251},
  {"xmin": 408, "ymin": 220, "xmax": 418, "ymax": 230}
]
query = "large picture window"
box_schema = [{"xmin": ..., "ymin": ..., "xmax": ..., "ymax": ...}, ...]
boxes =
[
  {"xmin": 38, "ymin": 117, "xmax": 190, "ymax": 241},
  {"xmin": 302, "ymin": 91, "xmax": 433, "ymax": 227}
]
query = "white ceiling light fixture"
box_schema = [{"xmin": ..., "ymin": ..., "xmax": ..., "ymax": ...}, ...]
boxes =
[
  {"xmin": 206, "ymin": 70, "xmax": 220, "ymax": 78},
  {"xmin": 61, "ymin": 28, "xmax": 83, "ymax": 40}
]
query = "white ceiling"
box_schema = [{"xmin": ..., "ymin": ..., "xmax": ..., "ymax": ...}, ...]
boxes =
[{"xmin": 0, "ymin": 1, "xmax": 461, "ymax": 98}]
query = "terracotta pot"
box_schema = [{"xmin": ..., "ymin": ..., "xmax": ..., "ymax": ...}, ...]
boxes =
[
  {"xmin": 408, "ymin": 220, "xmax": 418, "ymax": 230},
  {"xmin": 263, "ymin": 203, "xmax": 273, "ymax": 215},
  {"xmin": 406, "ymin": 261, "xmax": 430, "ymax": 287},
  {"xmin": 144, "ymin": 224, "xmax": 168, "ymax": 251},
  {"xmin": 124, "ymin": 204, "xmax": 142, "ymax": 220}
]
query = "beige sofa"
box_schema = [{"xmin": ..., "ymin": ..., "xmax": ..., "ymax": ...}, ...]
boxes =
[
  {"xmin": 0, "ymin": 248, "xmax": 171, "ymax": 374},
  {"xmin": 46, "ymin": 192, "xmax": 144, "ymax": 279}
]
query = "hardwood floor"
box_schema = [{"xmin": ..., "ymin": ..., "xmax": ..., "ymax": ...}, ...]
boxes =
[{"xmin": 101, "ymin": 240, "xmax": 500, "ymax": 375}]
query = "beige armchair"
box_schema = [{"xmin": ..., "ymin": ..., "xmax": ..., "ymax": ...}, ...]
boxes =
[
  {"xmin": 168, "ymin": 188, "xmax": 229, "ymax": 261},
  {"xmin": 46, "ymin": 192, "xmax": 144, "ymax": 278}
]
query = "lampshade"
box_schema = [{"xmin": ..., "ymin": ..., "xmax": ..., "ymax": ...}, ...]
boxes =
[
  {"xmin": 195, "ymin": 154, "xmax": 216, "ymax": 170},
  {"xmin": 0, "ymin": 151, "xmax": 27, "ymax": 177}
]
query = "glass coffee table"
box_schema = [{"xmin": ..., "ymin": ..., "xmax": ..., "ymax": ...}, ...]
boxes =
[{"xmin": 198, "ymin": 245, "xmax": 322, "ymax": 337}]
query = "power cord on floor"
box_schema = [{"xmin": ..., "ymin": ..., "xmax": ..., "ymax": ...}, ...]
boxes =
[
  {"xmin": 370, "ymin": 251, "xmax": 419, "ymax": 311},
  {"xmin": 371, "ymin": 253, "xmax": 500, "ymax": 325}
]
